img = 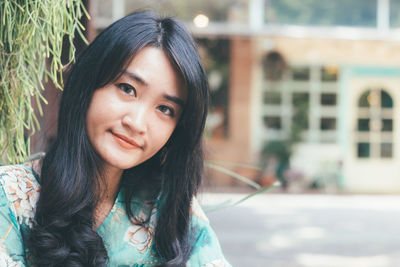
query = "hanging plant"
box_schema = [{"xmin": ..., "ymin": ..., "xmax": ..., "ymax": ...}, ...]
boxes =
[{"xmin": 0, "ymin": 0, "xmax": 88, "ymax": 164}]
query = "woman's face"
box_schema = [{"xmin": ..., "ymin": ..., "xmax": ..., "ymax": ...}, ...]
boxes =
[{"xmin": 86, "ymin": 46, "xmax": 186, "ymax": 172}]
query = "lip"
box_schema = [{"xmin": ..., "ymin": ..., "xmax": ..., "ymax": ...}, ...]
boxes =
[{"xmin": 111, "ymin": 131, "xmax": 143, "ymax": 150}]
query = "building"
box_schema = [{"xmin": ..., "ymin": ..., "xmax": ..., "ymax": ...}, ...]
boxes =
[
  {"xmin": 189, "ymin": 0, "xmax": 400, "ymax": 193},
  {"xmin": 35, "ymin": 0, "xmax": 400, "ymax": 193}
]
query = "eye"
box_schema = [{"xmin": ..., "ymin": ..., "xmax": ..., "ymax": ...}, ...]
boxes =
[
  {"xmin": 118, "ymin": 83, "xmax": 136, "ymax": 97},
  {"xmin": 157, "ymin": 105, "xmax": 175, "ymax": 117}
]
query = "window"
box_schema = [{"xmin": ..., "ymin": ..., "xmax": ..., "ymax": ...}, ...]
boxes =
[
  {"xmin": 263, "ymin": 51, "xmax": 288, "ymax": 81},
  {"xmin": 321, "ymin": 66, "xmax": 338, "ymax": 81},
  {"xmin": 358, "ymin": 119, "xmax": 370, "ymax": 131},
  {"xmin": 260, "ymin": 64, "xmax": 339, "ymax": 143},
  {"xmin": 265, "ymin": 0, "xmax": 377, "ymax": 27},
  {"xmin": 381, "ymin": 143, "xmax": 393, "ymax": 158},
  {"xmin": 292, "ymin": 66, "xmax": 310, "ymax": 81},
  {"xmin": 292, "ymin": 92, "xmax": 309, "ymax": 130},
  {"xmin": 321, "ymin": 93, "xmax": 337, "ymax": 105},
  {"xmin": 390, "ymin": 0, "xmax": 400, "ymax": 27},
  {"xmin": 357, "ymin": 143, "xmax": 370, "ymax": 158},
  {"xmin": 264, "ymin": 116, "xmax": 281, "ymax": 130},
  {"xmin": 321, "ymin": 118, "xmax": 336, "ymax": 130},
  {"xmin": 293, "ymin": 92, "xmax": 309, "ymax": 105},
  {"xmin": 358, "ymin": 90, "xmax": 371, "ymax": 107},
  {"xmin": 125, "ymin": 0, "xmax": 249, "ymax": 23},
  {"xmin": 381, "ymin": 90, "xmax": 393, "ymax": 108},
  {"xmin": 264, "ymin": 91, "xmax": 281, "ymax": 105},
  {"xmin": 355, "ymin": 88, "xmax": 394, "ymax": 159},
  {"xmin": 382, "ymin": 119, "xmax": 393, "ymax": 131}
]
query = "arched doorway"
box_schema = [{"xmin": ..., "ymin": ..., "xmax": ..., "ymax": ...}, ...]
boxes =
[
  {"xmin": 346, "ymin": 78, "xmax": 400, "ymax": 192},
  {"xmin": 355, "ymin": 88, "xmax": 394, "ymax": 159}
]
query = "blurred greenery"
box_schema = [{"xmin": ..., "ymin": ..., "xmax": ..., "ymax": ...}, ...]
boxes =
[
  {"xmin": 265, "ymin": 0, "xmax": 377, "ymax": 27},
  {"xmin": 197, "ymin": 38, "xmax": 230, "ymax": 138},
  {"xmin": 0, "ymin": 0, "xmax": 88, "ymax": 164},
  {"xmin": 290, "ymin": 98, "xmax": 309, "ymax": 144},
  {"xmin": 261, "ymin": 73, "xmax": 309, "ymax": 189},
  {"xmin": 204, "ymin": 160, "xmax": 278, "ymax": 213},
  {"xmin": 206, "ymin": 161, "xmax": 261, "ymax": 190}
]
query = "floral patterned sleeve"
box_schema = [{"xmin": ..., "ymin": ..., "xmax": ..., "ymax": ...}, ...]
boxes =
[
  {"xmin": 0, "ymin": 165, "xmax": 39, "ymax": 267},
  {"xmin": 186, "ymin": 198, "xmax": 232, "ymax": 267}
]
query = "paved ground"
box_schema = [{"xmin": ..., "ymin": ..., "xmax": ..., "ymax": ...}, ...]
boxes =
[{"xmin": 198, "ymin": 193, "xmax": 400, "ymax": 267}]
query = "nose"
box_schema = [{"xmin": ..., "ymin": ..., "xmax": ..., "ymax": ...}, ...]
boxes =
[{"xmin": 121, "ymin": 105, "xmax": 147, "ymax": 134}]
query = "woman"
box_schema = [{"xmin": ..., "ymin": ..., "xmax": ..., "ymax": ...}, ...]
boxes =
[{"xmin": 0, "ymin": 11, "xmax": 231, "ymax": 267}]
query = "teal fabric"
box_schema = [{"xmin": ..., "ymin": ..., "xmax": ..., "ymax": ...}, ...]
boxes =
[{"xmin": 0, "ymin": 165, "xmax": 231, "ymax": 267}]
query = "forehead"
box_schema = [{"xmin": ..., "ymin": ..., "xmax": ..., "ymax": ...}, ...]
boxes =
[{"xmin": 123, "ymin": 46, "xmax": 187, "ymax": 102}]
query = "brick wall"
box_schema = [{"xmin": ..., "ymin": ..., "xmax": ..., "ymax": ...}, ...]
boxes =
[{"xmin": 205, "ymin": 37, "xmax": 259, "ymax": 187}]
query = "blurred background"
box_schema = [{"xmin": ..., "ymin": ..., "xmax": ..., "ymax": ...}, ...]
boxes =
[{"xmin": 30, "ymin": 0, "xmax": 400, "ymax": 266}]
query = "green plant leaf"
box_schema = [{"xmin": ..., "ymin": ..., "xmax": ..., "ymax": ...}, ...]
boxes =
[
  {"xmin": 203, "ymin": 182, "xmax": 280, "ymax": 213},
  {"xmin": 0, "ymin": 0, "xmax": 89, "ymax": 165},
  {"xmin": 205, "ymin": 162, "xmax": 261, "ymax": 189}
]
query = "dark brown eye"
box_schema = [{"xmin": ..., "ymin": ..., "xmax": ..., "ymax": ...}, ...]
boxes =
[
  {"xmin": 158, "ymin": 105, "xmax": 175, "ymax": 117},
  {"xmin": 118, "ymin": 83, "xmax": 136, "ymax": 97}
]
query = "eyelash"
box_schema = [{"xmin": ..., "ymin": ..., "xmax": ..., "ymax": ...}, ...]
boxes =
[
  {"xmin": 118, "ymin": 83, "xmax": 136, "ymax": 97},
  {"xmin": 118, "ymin": 83, "xmax": 176, "ymax": 117},
  {"xmin": 158, "ymin": 105, "xmax": 175, "ymax": 117}
]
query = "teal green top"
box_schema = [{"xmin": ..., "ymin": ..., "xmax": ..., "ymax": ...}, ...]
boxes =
[{"xmin": 0, "ymin": 164, "xmax": 231, "ymax": 267}]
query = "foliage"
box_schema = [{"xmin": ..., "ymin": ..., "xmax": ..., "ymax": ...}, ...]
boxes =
[
  {"xmin": 0, "ymin": 0, "xmax": 88, "ymax": 164},
  {"xmin": 204, "ymin": 160, "xmax": 279, "ymax": 213},
  {"xmin": 261, "ymin": 141, "xmax": 290, "ymax": 165},
  {"xmin": 260, "ymin": 85, "xmax": 309, "ymax": 188},
  {"xmin": 290, "ymin": 99, "xmax": 309, "ymax": 144},
  {"xmin": 206, "ymin": 161, "xmax": 261, "ymax": 189},
  {"xmin": 260, "ymin": 140, "xmax": 290, "ymax": 188},
  {"xmin": 197, "ymin": 38, "xmax": 230, "ymax": 138}
]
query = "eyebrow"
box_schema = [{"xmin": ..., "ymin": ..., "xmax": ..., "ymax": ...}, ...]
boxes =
[
  {"xmin": 123, "ymin": 70, "xmax": 185, "ymax": 108},
  {"xmin": 164, "ymin": 95, "xmax": 185, "ymax": 108},
  {"xmin": 123, "ymin": 70, "xmax": 149, "ymax": 87}
]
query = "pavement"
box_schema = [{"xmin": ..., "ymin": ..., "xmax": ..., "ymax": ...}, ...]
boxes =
[{"xmin": 198, "ymin": 193, "xmax": 400, "ymax": 267}]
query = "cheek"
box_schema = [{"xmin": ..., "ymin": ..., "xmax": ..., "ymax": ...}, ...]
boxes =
[
  {"xmin": 86, "ymin": 105, "xmax": 114, "ymax": 148},
  {"xmin": 150, "ymin": 122, "xmax": 177, "ymax": 151},
  {"xmin": 87, "ymin": 108, "xmax": 108, "ymax": 130},
  {"xmin": 87, "ymin": 92, "xmax": 120, "ymax": 132},
  {"xmin": 86, "ymin": 105, "xmax": 105, "ymax": 139}
]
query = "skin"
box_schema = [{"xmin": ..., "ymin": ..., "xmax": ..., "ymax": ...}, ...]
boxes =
[{"xmin": 86, "ymin": 46, "xmax": 187, "ymax": 228}]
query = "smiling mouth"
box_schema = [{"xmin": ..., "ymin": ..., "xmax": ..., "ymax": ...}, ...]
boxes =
[{"xmin": 111, "ymin": 131, "xmax": 142, "ymax": 150}]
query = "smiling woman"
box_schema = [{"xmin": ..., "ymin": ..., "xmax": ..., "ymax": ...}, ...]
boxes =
[
  {"xmin": 0, "ymin": 11, "xmax": 231, "ymax": 267},
  {"xmin": 86, "ymin": 47, "xmax": 186, "ymax": 173}
]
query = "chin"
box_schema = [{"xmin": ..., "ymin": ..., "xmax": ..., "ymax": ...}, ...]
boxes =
[
  {"xmin": 116, "ymin": 160, "xmax": 142, "ymax": 170},
  {"xmin": 101, "ymin": 154, "xmax": 138, "ymax": 171}
]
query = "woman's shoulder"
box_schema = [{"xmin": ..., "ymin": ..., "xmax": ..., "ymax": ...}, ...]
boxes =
[
  {"xmin": 0, "ymin": 164, "xmax": 40, "ymax": 227},
  {"xmin": 187, "ymin": 197, "xmax": 232, "ymax": 267},
  {"xmin": 190, "ymin": 197, "xmax": 209, "ymax": 223},
  {"xmin": 0, "ymin": 164, "xmax": 40, "ymax": 191}
]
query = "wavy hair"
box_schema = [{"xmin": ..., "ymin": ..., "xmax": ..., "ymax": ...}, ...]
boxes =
[{"xmin": 28, "ymin": 11, "xmax": 209, "ymax": 266}]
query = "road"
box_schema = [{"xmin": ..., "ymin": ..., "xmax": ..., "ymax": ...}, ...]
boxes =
[{"xmin": 199, "ymin": 193, "xmax": 400, "ymax": 267}]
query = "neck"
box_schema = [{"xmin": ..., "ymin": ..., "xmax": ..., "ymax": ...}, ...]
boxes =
[
  {"xmin": 100, "ymin": 165, "xmax": 123, "ymax": 203},
  {"xmin": 93, "ymin": 165, "xmax": 123, "ymax": 230}
]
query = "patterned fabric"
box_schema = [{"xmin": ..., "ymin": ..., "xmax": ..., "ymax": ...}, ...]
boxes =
[{"xmin": 0, "ymin": 165, "xmax": 232, "ymax": 267}]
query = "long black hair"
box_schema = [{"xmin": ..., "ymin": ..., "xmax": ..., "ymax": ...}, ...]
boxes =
[{"xmin": 28, "ymin": 11, "xmax": 209, "ymax": 266}]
